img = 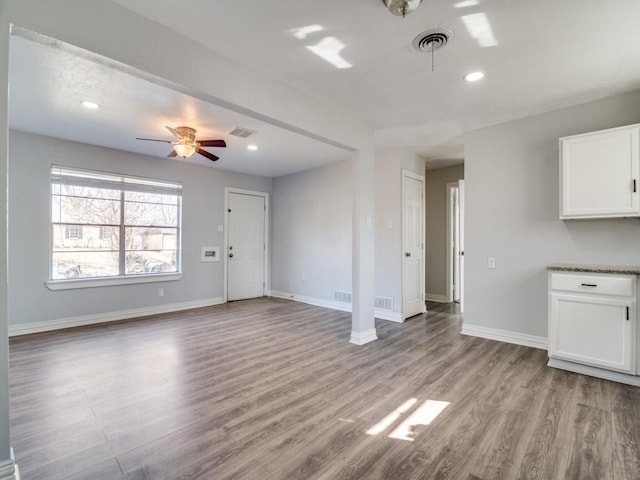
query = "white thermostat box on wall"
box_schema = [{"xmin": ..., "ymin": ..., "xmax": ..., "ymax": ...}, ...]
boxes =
[{"xmin": 201, "ymin": 246, "xmax": 220, "ymax": 262}]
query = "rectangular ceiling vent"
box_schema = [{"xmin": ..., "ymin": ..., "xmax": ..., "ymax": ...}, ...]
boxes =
[
  {"xmin": 334, "ymin": 290, "xmax": 352, "ymax": 304},
  {"xmin": 228, "ymin": 127, "xmax": 256, "ymax": 138},
  {"xmin": 374, "ymin": 296, "xmax": 394, "ymax": 312}
]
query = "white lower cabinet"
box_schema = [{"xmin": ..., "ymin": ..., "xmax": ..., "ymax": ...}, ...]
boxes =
[{"xmin": 548, "ymin": 272, "xmax": 636, "ymax": 374}]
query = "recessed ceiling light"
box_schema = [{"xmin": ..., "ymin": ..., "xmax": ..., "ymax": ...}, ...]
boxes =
[
  {"xmin": 81, "ymin": 100, "xmax": 100, "ymax": 109},
  {"xmin": 463, "ymin": 71, "xmax": 484, "ymax": 82},
  {"xmin": 247, "ymin": 145, "xmax": 258, "ymax": 151}
]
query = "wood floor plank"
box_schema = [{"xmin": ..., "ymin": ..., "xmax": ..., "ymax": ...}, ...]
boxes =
[
  {"xmin": 8, "ymin": 297, "xmax": 640, "ymax": 479},
  {"xmin": 565, "ymin": 404, "xmax": 613, "ymax": 480},
  {"xmin": 611, "ymin": 411, "xmax": 640, "ymax": 480}
]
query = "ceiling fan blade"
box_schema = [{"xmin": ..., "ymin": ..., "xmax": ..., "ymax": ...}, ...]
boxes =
[
  {"xmin": 198, "ymin": 139, "xmax": 227, "ymax": 148},
  {"xmin": 196, "ymin": 148, "xmax": 219, "ymax": 162},
  {"xmin": 166, "ymin": 126, "xmax": 181, "ymax": 139},
  {"xmin": 167, "ymin": 149, "xmax": 178, "ymax": 158},
  {"xmin": 136, "ymin": 137, "xmax": 172, "ymax": 143}
]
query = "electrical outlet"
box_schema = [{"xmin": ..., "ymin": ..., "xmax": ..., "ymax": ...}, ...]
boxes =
[
  {"xmin": 487, "ymin": 257, "xmax": 496, "ymax": 269},
  {"xmin": 158, "ymin": 287, "xmax": 164, "ymax": 297}
]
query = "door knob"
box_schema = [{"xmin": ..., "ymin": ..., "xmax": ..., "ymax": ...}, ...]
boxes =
[{"xmin": 405, "ymin": 252, "xmax": 411, "ymax": 257}]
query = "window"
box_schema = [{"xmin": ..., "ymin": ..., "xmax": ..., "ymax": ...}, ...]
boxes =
[
  {"xmin": 64, "ymin": 224, "xmax": 83, "ymax": 240},
  {"xmin": 51, "ymin": 165, "xmax": 182, "ymax": 281}
]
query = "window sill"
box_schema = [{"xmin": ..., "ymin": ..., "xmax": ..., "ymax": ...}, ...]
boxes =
[{"xmin": 45, "ymin": 273, "xmax": 183, "ymax": 291}]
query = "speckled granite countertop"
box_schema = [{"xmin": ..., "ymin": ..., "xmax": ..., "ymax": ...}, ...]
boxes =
[{"xmin": 547, "ymin": 263, "xmax": 640, "ymax": 275}]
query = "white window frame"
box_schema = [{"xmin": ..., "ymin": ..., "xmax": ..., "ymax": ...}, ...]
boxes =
[{"xmin": 46, "ymin": 165, "xmax": 183, "ymax": 290}]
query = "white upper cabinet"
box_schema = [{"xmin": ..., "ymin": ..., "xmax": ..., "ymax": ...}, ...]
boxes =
[{"xmin": 560, "ymin": 124, "xmax": 640, "ymax": 219}]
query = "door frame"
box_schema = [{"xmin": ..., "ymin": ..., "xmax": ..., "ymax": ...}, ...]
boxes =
[
  {"xmin": 445, "ymin": 181, "xmax": 460, "ymax": 303},
  {"xmin": 401, "ymin": 169, "xmax": 426, "ymax": 320},
  {"xmin": 224, "ymin": 187, "xmax": 270, "ymax": 302}
]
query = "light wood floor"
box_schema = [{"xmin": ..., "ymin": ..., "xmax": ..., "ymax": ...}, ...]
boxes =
[{"xmin": 8, "ymin": 298, "xmax": 640, "ymax": 479}]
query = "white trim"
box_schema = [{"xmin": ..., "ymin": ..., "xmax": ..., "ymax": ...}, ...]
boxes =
[
  {"xmin": 548, "ymin": 358, "xmax": 640, "ymax": 387},
  {"xmin": 401, "ymin": 169, "xmax": 426, "ymax": 321},
  {"xmin": 269, "ymin": 290, "xmax": 351, "ymax": 312},
  {"xmin": 349, "ymin": 329, "xmax": 378, "ymax": 345},
  {"xmin": 268, "ymin": 290, "xmax": 402, "ymax": 322},
  {"xmin": 0, "ymin": 455, "xmax": 16, "ymax": 480},
  {"xmin": 45, "ymin": 273, "xmax": 183, "ymax": 290},
  {"xmin": 425, "ymin": 294, "xmax": 448, "ymax": 303},
  {"xmin": 9, "ymin": 297, "xmax": 224, "ymax": 337},
  {"xmin": 461, "ymin": 323, "xmax": 548, "ymax": 350},
  {"xmin": 445, "ymin": 181, "xmax": 459, "ymax": 304},
  {"xmin": 224, "ymin": 187, "xmax": 270, "ymax": 302},
  {"xmin": 374, "ymin": 310, "xmax": 403, "ymax": 323}
]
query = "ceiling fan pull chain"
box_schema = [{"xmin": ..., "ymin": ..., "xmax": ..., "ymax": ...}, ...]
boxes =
[{"xmin": 431, "ymin": 40, "xmax": 435, "ymax": 72}]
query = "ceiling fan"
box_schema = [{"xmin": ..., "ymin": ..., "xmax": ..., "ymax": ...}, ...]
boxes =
[{"xmin": 136, "ymin": 126, "xmax": 227, "ymax": 161}]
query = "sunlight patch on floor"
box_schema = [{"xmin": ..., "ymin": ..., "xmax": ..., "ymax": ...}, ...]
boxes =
[{"xmin": 366, "ymin": 398, "xmax": 449, "ymax": 441}]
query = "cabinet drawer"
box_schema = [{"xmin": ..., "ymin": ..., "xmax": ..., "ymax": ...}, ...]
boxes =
[{"xmin": 550, "ymin": 273, "xmax": 634, "ymax": 297}]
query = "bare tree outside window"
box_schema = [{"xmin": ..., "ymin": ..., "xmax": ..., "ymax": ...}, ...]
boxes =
[{"xmin": 51, "ymin": 166, "xmax": 181, "ymax": 280}]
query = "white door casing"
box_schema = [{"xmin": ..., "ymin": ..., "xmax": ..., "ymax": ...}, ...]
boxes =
[
  {"xmin": 445, "ymin": 182, "xmax": 461, "ymax": 303},
  {"xmin": 225, "ymin": 189, "xmax": 268, "ymax": 301},
  {"xmin": 402, "ymin": 170, "xmax": 425, "ymax": 320},
  {"xmin": 458, "ymin": 179, "xmax": 465, "ymax": 314}
]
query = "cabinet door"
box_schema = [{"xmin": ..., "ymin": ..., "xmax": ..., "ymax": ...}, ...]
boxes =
[
  {"xmin": 549, "ymin": 293, "xmax": 635, "ymax": 373},
  {"xmin": 560, "ymin": 124, "xmax": 639, "ymax": 219}
]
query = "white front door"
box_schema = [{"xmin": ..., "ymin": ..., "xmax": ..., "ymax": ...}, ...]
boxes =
[
  {"xmin": 227, "ymin": 191, "xmax": 266, "ymax": 301},
  {"xmin": 402, "ymin": 171, "xmax": 425, "ymax": 320}
]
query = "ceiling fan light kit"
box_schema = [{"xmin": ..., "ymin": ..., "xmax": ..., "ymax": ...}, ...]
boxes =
[
  {"xmin": 382, "ymin": 0, "xmax": 423, "ymax": 17},
  {"xmin": 136, "ymin": 125, "xmax": 227, "ymax": 162}
]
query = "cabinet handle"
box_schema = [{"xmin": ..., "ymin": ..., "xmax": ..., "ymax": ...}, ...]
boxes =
[
  {"xmin": 634, "ymin": 179, "xmax": 637, "ymax": 193},
  {"xmin": 626, "ymin": 306, "xmax": 630, "ymax": 321},
  {"xmin": 580, "ymin": 283, "xmax": 598, "ymax": 287}
]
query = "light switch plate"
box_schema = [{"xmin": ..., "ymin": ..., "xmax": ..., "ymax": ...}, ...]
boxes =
[{"xmin": 488, "ymin": 257, "xmax": 496, "ymax": 269}]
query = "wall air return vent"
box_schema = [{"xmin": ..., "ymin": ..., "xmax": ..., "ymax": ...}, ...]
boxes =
[
  {"xmin": 374, "ymin": 296, "xmax": 394, "ymax": 312},
  {"xmin": 228, "ymin": 127, "xmax": 256, "ymax": 138},
  {"xmin": 334, "ymin": 290, "xmax": 352, "ymax": 304}
]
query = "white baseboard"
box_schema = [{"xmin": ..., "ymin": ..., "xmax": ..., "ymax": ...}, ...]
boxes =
[
  {"xmin": 268, "ymin": 290, "xmax": 402, "ymax": 322},
  {"xmin": 9, "ymin": 298, "xmax": 225, "ymax": 337},
  {"xmin": 374, "ymin": 310, "xmax": 403, "ymax": 322},
  {"xmin": 349, "ymin": 329, "xmax": 378, "ymax": 345},
  {"xmin": 548, "ymin": 358, "xmax": 640, "ymax": 387},
  {"xmin": 425, "ymin": 294, "xmax": 448, "ymax": 303},
  {"xmin": 0, "ymin": 452, "xmax": 16, "ymax": 480},
  {"xmin": 268, "ymin": 290, "xmax": 351, "ymax": 312},
  {"xmin": 461, "ymin": 323, "xmax": 548, "ymax": 350}
]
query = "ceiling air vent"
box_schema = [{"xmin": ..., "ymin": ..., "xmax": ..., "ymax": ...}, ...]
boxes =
[
  {"xmin": 412, "ymin": 28, "xmax": 453, "ymax": 53},
  {"xmin": 228, "ymin": 127, "xmax": 256, "ymax": 138}
]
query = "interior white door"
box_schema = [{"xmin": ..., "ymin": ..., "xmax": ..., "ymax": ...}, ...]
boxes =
[
  {"xmin": 228, "ymin": 192, "xmax": 265, "ymax": 301},
  {"xmin": 452, "ymin": 186, "xmax": 461, "ymax": 303},
  {"xmin": 402, "ymin": 172, "xmax": 425, "ymax": 319},
  {"xmin": 458, "ymin": 179, "xmax": 465, "ymax": 313}
]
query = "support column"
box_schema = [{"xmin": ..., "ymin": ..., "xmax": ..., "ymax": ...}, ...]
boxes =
[
  {"xmin": 350, "ymin": 147, "xmax": 377, "ymax": 345},
  {"xmin": 0, "ymin": 8, "xmax": 16, "ymax": 479}
]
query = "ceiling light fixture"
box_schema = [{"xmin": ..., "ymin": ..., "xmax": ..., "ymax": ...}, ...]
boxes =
[
  {"xmin": 464, "ymin": 71, "xmax": 484, "ymax": 82},
  {"xmin": 382, "ymin": 0, "xmax": 423, "ymax": 17},
  {"xmin": 247, "ymin": 145, "xmax": 258, "ymax": 151},
  {"xmin": 173, "ymin": 142, "xmax": 196, "ymax": 158},
  {"xmin": 81, "ymin": 100, "xmax": 100, "ymax": 109}
]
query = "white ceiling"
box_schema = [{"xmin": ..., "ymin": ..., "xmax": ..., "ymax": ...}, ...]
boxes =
[{"xmin": 9, "ymin": 0, "xmax": 640, "ymax": 174}]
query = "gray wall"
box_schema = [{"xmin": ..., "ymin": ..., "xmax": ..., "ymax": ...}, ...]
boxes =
[
  {"xmin": 375, "ymin": 149, "xmax": 426, "ymax": 315},
  {"xmin": 425, "ymin": 164, "xmax": 464, "ymax": 298},
  {"xmin": 8, "ymin": 130, "xmax": 271, "ymax": 326},
  {"xmin": 464, "ymin": 90, "xmax": 640, "ymax": 338},
  {"xmin": 271, "ymin": 160, "xmax": 352, "ymax": 300}
]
